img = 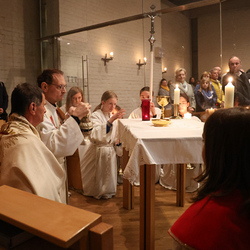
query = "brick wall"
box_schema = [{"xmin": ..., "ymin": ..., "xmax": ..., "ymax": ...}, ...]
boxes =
[{"xmin": 0, "ymin": 0, "xmax": 40, "ymax": 114}]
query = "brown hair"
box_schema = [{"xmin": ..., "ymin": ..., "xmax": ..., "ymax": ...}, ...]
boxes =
[
  {"xmin": 65, "ymin": 86, "xmax": 84, "ymax": 111},
  {"xmin": 37, "ymin": 69, "xmax": 64, "ymax": 88},
  {"xmin": 93, "ymin": 90, "xmax": 118, "ymax": 112}
]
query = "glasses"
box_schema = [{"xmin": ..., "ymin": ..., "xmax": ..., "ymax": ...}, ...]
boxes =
[
  {"xmin": 179, "ymin": 102, "xmax": 188, "ymax": 106},
  {"xmin": 51, "ymin": 83, "xmax": 67, "ymax": 90}
]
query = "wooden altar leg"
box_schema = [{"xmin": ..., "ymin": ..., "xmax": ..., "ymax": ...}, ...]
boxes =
[
  {"xmin": 122, "ymin": 148, "xmax": 134, "ymax": 210},
  {"xmin": 140, "ymin": 164, "xmax": 155, "ymax": 250},
  {"xmin": 176, "ymin": 164, "xmax": 186, "ymax": 207}
]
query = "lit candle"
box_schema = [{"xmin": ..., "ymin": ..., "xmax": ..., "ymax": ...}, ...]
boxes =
[
  {"xmin": 224, "ymin": 77, "xmax": 235, "ymax": 108},
  {"xmin": 207, "ymin": 108, "xmax": 215, "ymax": 116},
  {"xmin": 174, "ymin": 84, "xmax": 180, "ymax": 104},
  {"xmin": 184, "ymin": 112, "xmax": 191, "ymax": 119}
]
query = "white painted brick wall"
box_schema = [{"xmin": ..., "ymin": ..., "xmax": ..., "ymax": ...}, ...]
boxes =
[
  {"xmin": 1, "ymin": 0, "xmax": 250, "ymax": 116},
  {"xmin": 0, "ymin": 0, "xmax": 41, "ymax": 114}
]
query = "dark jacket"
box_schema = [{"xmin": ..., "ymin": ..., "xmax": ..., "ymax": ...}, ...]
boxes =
[{"xmin": 0, "ymin": 82, "xmax": 8, "ymax": 121}]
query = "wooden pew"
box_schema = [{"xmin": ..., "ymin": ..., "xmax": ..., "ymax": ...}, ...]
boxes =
[{"xmin": 0, "ymin": 185, "xmax": 113, "ymax": 250}]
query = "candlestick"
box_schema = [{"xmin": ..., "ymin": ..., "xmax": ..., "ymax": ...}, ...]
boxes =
[
  {"xmin": 174, "ymin": 84, "xmax": 180, "ymax": 104},
  {"xmin": 224, "ymin": 77, "xmax": 234, "ymax": 108}
]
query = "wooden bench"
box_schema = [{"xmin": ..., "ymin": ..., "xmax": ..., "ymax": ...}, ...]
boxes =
[{"xmin": 0, "ymin": 185, "xmax": 113, "ymax": 249}]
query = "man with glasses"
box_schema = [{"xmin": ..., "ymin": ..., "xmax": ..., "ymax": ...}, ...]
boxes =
[{"xmin": 37, "ymin": 69, "xmax": 91, "ymax": 197}]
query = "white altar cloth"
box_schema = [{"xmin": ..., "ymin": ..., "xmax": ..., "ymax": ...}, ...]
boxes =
[{"xmin": 118, "ymin": 118, "xmax": 204, "ymax": 184}]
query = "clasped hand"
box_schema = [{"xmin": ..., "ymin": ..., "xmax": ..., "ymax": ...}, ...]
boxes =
[{"xmin": 68, "ymin": 102, "xmax": 91, "ymax": 120}]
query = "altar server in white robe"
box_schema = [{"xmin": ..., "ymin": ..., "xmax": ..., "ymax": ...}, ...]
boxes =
[
  {"xmin": 81, "ymin": 91, "xmax": 125, "ymax": 199},
  {"xmin": 129, "ymin": 86, "xmax": 161, "ymax": 119},
  {"xmin": 0, "ymin": 83, "xmax": 66, "ymax": 203},
  {"xmin": 160, "ymin": 93, "xmax": 202, "ymax": 192},
  {"xmin": 128, "ymin": 86, "xmax": 161, "ymax": 185},
  {"xmin": 36, "ymin": 69, "xmax": 91, "ymax": 167}
]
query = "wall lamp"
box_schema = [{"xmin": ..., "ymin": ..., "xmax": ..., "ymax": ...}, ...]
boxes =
[
  {"xmin": 101, "ymin": 52, "xmax": 114, "ymax": 66},
  {"xmin": 162, "ymin": 67, "xmax": 167, "ymax": 74},
  {"xmin": 137, "ymin": 57, "xmax": 147, "ymax": 70}
]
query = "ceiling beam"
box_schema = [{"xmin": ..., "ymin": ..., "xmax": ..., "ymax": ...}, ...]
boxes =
[{"xmin": 39, "ymin": 0, "xmax": 224, "ymax": 41}]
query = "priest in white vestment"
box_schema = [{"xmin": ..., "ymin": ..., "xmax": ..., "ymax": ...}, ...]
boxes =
[
  {"xmin": 36, "ymin": 69, "xmax": 91, "ymax": 168},
  {"xmin": 81, "ymin": 91, "xmax": 125, "ymax": 199},
  {"xmin": 0, "ymin": 83, "xmax": 66, "ymax": 203}
]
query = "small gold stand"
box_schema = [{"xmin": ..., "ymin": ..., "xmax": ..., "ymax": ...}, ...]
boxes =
[{"xmin": 172, "ymin": 104, "xmax": 181, "ymax": 119}]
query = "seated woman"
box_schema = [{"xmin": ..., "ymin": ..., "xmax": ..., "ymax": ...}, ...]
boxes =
[
  {"xmin": 159, "ymin": 93, "xmax": 202, "ymax": 192},
  {"xmin": 81, "ymin": 91, "xmax": 125, "ymax": 199},
  {"xmin": 169, "ymin": 107, "xmax": 250, "ymax": 249},
  {"xmin": 129, "ymin": 86, "xmax": 161, "ymax": 119},
  {"xmin": 195, "ymin": 78, "xmax": 217, "ymax": 112}
]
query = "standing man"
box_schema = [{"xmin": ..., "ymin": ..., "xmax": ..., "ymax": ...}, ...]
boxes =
[
  {"xmin": 37, "ymin": 69, "xmax": 91, "ymax": 167},
  {"xmin": 0, "ymin": 83, "xmax": 66, "ymax": 203},
  {"xmin": 210, "ymin": 68, "xmax": 224, "ymax": 108},
  {"xmin": 222, "ymin": 56, "xmax": 250, "ymax": 107},
  {"xmin": 0, "ymin": 81, "xmax": 8, "ymax": 122}
]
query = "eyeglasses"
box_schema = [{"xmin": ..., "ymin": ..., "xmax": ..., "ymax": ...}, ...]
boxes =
[
  {"xmin": 179, "ymin": 102, "xmax": 188, "ymax": 106},
  {"xmin": 51, "ymin": 83, "xmax": 67, "ymax": 90}
]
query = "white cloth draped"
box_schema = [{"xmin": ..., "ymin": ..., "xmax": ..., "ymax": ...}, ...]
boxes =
[
  {"xmin": 118, "ymin": 118, "xmax": 204, "ymax": 185},
  {"xmin": 0, "ymin": 115, "xmax": 66, "ymax": 203},
  {"xmin": 81, "ymin": 109, "xmax": 118, "ymax": 199}
]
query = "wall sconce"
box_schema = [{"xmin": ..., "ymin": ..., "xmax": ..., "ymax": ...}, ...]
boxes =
[
  {"xmin": 101, "ymin": 52, "xmax": 114, "ymax": 66},
  {"xmin": 137, "ymin": 57, "xmax": 147, "ymax": 70},
  {"xmin": 162, "ymin": 67, "xmax": 167, "ymax": 74}
]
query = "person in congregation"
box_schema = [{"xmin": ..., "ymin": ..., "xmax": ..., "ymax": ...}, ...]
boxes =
[
  {"xmin": 222, "ymin": 56, "xmax": 250, "ymax": 107},
  {"xmin": 159, "ymin": 93, "xmax": 201, "ymax": 192},
  {"xmin": 157, "ymin": 79, "xmax": 172, "ymax": 114},
  {"xmin": 80, "ymin": 91, "xmax": 125, "ymax": 199},
  {"xmin": 195, "ymin": 78, "xmax": 217, "ymax": 112},
  {"xmin": 0, "ymin": 81, "xmax": 8, "ymax": 122},
  {"xmin": 169, "ymin": 107, "xmax": 250, "ymax": 249},
  {"xmin": 210, "ymin": 67, "xmax": 224, "ymax": 108},
  {"xmin": 170, "ymin": 68, "xmax": 196, "ymax": 112},
  {"xmin": 36, "ymin": 69, "xmax": 91, "ymax": 168},
  {"xmin": 0, "ymin": 83, "xmax": 66, "ymax": 203},
  {"xmin": 129, "ymin": 86, "xmax": 161, "ymax": 119},
  {"xmin": 214, "ymin": 66, "xmax": 222, "ymax": 81},
  {"xmin": 189, "ymin": 76, "xmax": 197, "ymax": 92},
  {"xmin": 158, "ymin": 78, "xmax": 169, "ymax": 96}
]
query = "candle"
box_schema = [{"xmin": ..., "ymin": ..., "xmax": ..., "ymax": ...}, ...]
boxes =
[
  {"xmin": 174, "ymin": 84, "xmax": 180, "ymax": 104},
  {"xmin": 206, "ymin": 108, "xmax": 215, "ymax": 116},
  {"xmin": 149, "ymin": 51, "xmax": 154, "ymax": 100},
  {"xmin": 184, "ymin": 112, "xmax": 191, "ymax": 119},
  {"xmin": 224, "ymin": 77, "xmax": 235, "ymax": 108},
  {"xmin": 141, "ymin": 99, "xmax": 151, "ymax": 121}
]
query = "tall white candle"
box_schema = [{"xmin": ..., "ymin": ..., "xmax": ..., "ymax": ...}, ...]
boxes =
[
  {"xmin": 224, "ymin": 77, "xmax": 235, "ymax": 108},
  {"xmin": 174, "ymin": 84, "xmax": 180, "ymax": 104},
  {"xmin": 149, "ymin": 51, "xmax": 154, "ymax": 100}
]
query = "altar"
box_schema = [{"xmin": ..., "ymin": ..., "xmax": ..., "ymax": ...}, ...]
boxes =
[{"xmin": 118, "ymin": 118, "xmax": 204, "ymax": 249}]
